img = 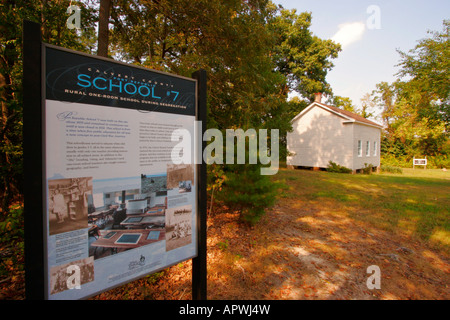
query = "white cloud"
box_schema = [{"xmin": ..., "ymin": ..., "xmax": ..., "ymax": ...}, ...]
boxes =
[{"xmin": 331, "ymin": 22, "xmax": 366, "ymax": 49}]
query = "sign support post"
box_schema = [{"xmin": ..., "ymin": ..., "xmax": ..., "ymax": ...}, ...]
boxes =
[
  {"xmin": 192, "ymin": 70, "xmax": 207, "ymax": 300},
  {"xmin": 23, "ymin": 20, "xmax": 46, "ymax": 300}
]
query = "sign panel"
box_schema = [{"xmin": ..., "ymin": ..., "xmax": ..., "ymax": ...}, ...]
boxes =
[
  {"xmin": 413, "ymin": 159, "xmax": 427, "ymax": 165},
  {"xmin": 42, "ymin": 45, "xmax": 198, "ymax": 299},
  {"xmin": 413, "ymin": 157, "xmax": 427, "ymax": 169}
]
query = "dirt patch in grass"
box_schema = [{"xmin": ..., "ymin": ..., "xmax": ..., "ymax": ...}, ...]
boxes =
[{"xmin": 203, "ymin": 199, "xmax": 449, "ymax": 300}]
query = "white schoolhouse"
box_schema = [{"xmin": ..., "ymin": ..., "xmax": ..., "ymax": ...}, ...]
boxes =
[{"xmin": 287, "ymin": 93, "xmax": 383, "ymax": 173}]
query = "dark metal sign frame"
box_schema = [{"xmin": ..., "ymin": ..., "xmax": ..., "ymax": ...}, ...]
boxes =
[{"xmin": 23, "ymin": 20, "xmax": 207, "ymax": 300}]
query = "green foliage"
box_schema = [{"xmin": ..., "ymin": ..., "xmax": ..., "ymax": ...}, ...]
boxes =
[
  {"xmin": 362, "ymin": 163, "xmax": 373, "ymax": 175},
  {"xmin": 0, "ymin": 204, "xmax": 24, "ymax": 242},
  {"xmin": 327, "ymin": 93, "xmax": 377, "ymax": 119},
  {"xmin": 326, "ymin": 161, "xmax": 352, "ymax": 174},
  {"xmin": 109, "ymin": 1, "xmax": 340, "ymax": 223},
  {"xmin": 429, "ymin": 154, "xmax": 450, "ymax": 169},
  {"xmin": 217, "ymin": 240, "xmax": 229, "ymax": 251},
  {"xmin": 359, "ymin": 93, "xmax": 376, "ymax": 119},
  {"xmin": 380, "ymin": 165, "xmax": 403, "ymax": 174},
  {"xmin": 396, "ymin": 20, "xmax": 450, "ymax": 130},
  {"xmin": 381, "ymin": 135, "xmax": 450, "ymax": 169},
  {"xmin": 1, "ymin": 0, "xmax": 342, "ymax": 225},
  {"xmin": 145, "ymin": 271, "xmax": 165, "ymax": 285},
  {"xmin": 381, "ymin": 153, "xmax": 450, "ymax": 169},
  {"xmin": 0, "ymin": 0, "xmax": 97, "ymax": 213},
  {"xmin": 327, "ymin": 95, "xmax": 356, "ymax": 113},
  {"xmin": 381, "ymin": 154, "xmax": 409, "ymax": 168},
  {"xmin": 371, "ymin": 20, "xmax": 450, "ymax": 168},
  {"xmin": 278, "ymin": 97, "xmax": 308, "ymax": 160},
  {"xmin": 268, "ymin": 8, "xmax": 341, "ymax": 99},
  {"xmin": 216, "ymin": 163, "xmax": 279, "ymax": 225}
]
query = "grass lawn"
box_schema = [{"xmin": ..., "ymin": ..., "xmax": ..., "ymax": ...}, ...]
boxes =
[
  {"xmin": 90, "ymin": 166, "xmax": 448, "ymax": 300},
  {"xmin": 275, "ymin": 167, "xmax": 450, "ymax": 253},
  {"xmin": 2, "ymin": 166, "xmax": 448, "ymax": 300}
]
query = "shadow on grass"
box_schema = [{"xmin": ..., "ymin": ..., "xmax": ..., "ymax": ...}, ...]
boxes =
[
  {"xmin": 276, "ymin": 169, "xmax": 449, "ymax": 248},
  {"xmin": 206, "ymin": 198, "xmax": 449, "ymax": 300}
]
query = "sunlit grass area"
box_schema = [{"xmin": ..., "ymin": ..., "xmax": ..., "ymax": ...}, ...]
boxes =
[{"xmin": 275, "ymin": 168, "xmax": 450, "ymax": 253}]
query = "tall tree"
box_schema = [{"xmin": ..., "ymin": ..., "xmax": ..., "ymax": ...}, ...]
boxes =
[
  {"xmin": 97, "ymin": 0, "xmax": 111, "ymax": 57},
  {"xmin": 80, "ymin": 0, "xmax": 342, "ymax": 223},
  {"xmin": 396, "ymin": 20, "xmax": 450, "ymax": 131},
  {"xmin": 371, "ymin": 20, "xmax": 449, "ymax": 163},
  {"xmin": 327, "ymin": 95, "xmax": 356, "ymax": 113},
  {"xmin": 268, "ymin": 8, "xmax": 341, "ymax": 101},
  {"xmin": 0, "ymin": 0, "xmax": 96, "ymax": 213},
  {"xmin": 359, "ymin": 93, "xmax": 376, "ymax": 119},
  {"xmin": 372, "ymin": 81, "xmax": 396, "ymax": 134},
  {"xmin": 2, "ymin": 0, "xmax": 341, "ymax": 222}
]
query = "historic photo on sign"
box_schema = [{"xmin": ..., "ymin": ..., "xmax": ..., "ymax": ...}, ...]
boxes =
[
  {"xmin": 48, "ymin": 177, "xmax": 93, "ymax": 235},
  {"xmin": 165, "ymin": 204, "xmax": 192, "ymax": 251}
]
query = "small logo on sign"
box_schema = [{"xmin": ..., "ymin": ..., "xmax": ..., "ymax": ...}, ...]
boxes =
[{"xmin": 128, "ymin": 255, "xmax": 146, "ymax": 270}]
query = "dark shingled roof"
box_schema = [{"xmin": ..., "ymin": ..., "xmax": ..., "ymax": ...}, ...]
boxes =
[{"xmin": 315, "ymin": 102, "xmax": 383, "ymax": 128}]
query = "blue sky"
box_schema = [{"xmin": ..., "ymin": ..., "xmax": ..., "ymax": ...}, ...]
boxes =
[{"xmin": 273, "ymin": 0, "xmax": 449, "ymax": 109}]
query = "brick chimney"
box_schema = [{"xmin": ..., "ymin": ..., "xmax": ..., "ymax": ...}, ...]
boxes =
[{"xmin": 314, "ymin": 92, "xmax": 322, "ymax": 103}]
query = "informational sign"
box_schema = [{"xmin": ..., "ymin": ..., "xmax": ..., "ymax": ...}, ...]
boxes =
[
  {"xmin": 413, "ymin": 157, "xmax": 427, "ymax": 169},
  {"xmin": 42, "ymin": 45, "xmax": 198, "ymax": 299}
]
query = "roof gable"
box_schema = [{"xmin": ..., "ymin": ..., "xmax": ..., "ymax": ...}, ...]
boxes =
[{"xmin": 292, "ymin": 102, "xmax": 383, "ymax": 129}]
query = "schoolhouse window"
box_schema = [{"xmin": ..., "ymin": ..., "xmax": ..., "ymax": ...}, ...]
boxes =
[{"xmin": 358, "ymin": 140, "xmax": 362, "ymax": 157}]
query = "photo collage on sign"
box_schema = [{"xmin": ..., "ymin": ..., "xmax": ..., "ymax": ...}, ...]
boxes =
[
  {"xmin": 47, "ymin": 164, "xmax": 196, "ymax": 262},
  {"xmin": 47, "ymin": 177, "xmax": 95, "ymax": 295},
  {"xmin": 47, "ymin": 163, "xmax": 195, "ymax": 295},
  {"xmin": 85, "ymin": 174, "xmax": 168, "ymax": 260}
]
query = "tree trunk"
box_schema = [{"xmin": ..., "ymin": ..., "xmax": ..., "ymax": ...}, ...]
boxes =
[
  {"xmin": 0, "ymin": 73, "xmax": 12, "ymax": 214},
  {"xmin": 97, "ymin": 0, "xmax": 111, "ymax": 57}
]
